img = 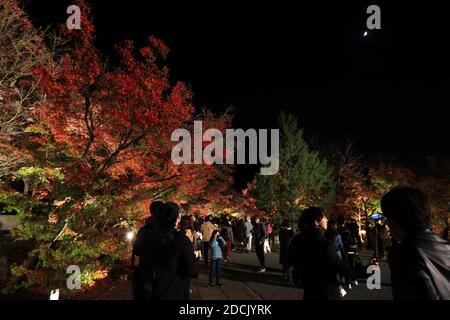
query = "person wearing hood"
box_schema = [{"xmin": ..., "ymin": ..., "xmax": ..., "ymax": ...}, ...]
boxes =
[{"xmin": 381, "ymin": 187, "xmax": 450, "ymax": 300}]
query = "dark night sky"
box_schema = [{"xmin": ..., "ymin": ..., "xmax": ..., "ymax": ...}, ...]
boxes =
[{"xmin": 22, "ymin": 0, "xmax": 450, "ymax": 186}]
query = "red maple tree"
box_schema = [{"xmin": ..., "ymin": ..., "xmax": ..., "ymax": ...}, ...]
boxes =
[{"xmin": 7, "ymin": 0, "xmax": 233, "ymax": 292}]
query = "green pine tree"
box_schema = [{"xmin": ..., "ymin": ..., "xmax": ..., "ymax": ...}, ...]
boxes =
[{"xmin": 253, "ymin": 112, "xmax": 335, "ymax": 227}]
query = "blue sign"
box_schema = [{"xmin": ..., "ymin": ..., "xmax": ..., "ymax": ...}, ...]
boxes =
[{"xmin": 369, "ymin": 212, "xmax": 384, "ymax": 220}]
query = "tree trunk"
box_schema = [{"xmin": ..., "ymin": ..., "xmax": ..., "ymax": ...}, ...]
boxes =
[{"xmin": 23, "ymin": 178, "xmax": 29, "ymax": 195}]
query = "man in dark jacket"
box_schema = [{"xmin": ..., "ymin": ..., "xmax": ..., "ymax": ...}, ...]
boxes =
[
  {"xmin": 135, "ymin": 202, "xmax": 199, "ymax": 300},
  {"xmin": 254, "ymin": 217, "xmax": 269, "ymax": 272},
  {"xmin": 381, "ymin": 187, "xmax": 450, "ymax": 300}
]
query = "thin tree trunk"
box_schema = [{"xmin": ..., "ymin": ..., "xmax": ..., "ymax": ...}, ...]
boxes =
[{"xmin": 23, "ymin": 178, "xmax": 29, "ymax": 195}]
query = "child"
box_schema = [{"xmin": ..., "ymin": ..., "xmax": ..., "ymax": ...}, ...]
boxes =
[{"xmin": 209, "ymin": 230, "xmax": 226, "ymax": 287}]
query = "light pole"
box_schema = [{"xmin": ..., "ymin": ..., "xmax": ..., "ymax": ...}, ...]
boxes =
[{"xmin": 369, "ymin": 212, "xmax": 383, "ymax": 262}]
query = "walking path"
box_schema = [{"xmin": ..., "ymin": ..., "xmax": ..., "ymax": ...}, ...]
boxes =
[{"xmin": 102, "ymin": 249, "xmax": 392, "ymax": 300}]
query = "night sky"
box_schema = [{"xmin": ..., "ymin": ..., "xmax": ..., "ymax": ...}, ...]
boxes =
[{"xmin": 22, "ymin": 0, "xmax": 450, "ymax": 186}]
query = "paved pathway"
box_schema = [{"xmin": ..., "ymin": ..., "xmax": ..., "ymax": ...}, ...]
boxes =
[{"xmin": 101, "ymin": 249, "xmax": 393, "ymax": 300}]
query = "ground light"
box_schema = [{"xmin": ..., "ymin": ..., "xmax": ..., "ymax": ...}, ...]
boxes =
[{"xmin": 126, "ymin": 231, "xmax": 134, "ymax": 241}]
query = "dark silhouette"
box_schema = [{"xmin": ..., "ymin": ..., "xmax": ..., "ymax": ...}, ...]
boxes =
[
  {"xmin": 365, "ymin": 221, "xmax": 375, "ymax": 251},
  {"xmin": 336, "ymin": 215, "xmax": 358, "ymax": 285},
  {"xmin": 254, "ymin": 217, "xmax": 268, "ymax": 272},
  {"xmin": 132, "ymin": 200, "xmax": 164, "ymax": 300},
  {"xmin": 442, "ymin": 224, "xmax": 449, "ymax": 241},
  {"xmin": 326, "ymin": 220, "xmax": 347, "ymax": 296},
  {"xmin": 220, "ymin": 216, "xmax": 233, "ymax": 262},
  {"xmin": 375, "ymin": 221, "xmax": 386, "ymax": 259},
  {"xmin": 279, "ymin": 218, "xmax": 294, "ymax": 281},
  {"xmin": 235, "ymin": 218, "xmax": 246, "ymax": 253},
  {"xmin": 133, "ymin": 202, "xmax": 199, "ymax": 300},
  {"xmin": 290, "ymin": 207, "xmax": 345, "ymax": 300},
  {"xmin": 381, "ymin": 187, "xmax": 450, "ymax": 300},
  {"xmin": 289, "ymin": 211, "xmax": 308, "ymax": 287}
]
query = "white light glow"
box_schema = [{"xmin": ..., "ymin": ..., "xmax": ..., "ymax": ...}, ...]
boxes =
[
  {"xmin": 364, "ymin": 31, "xmax": 368, "ymax": 37},
  {"xmin": 50, "ymin": 289, "xmax": 60, "ymax": 300},
  {"xmin": 126, "ymin": 231, "xmax": 134, "ymax": 240}
]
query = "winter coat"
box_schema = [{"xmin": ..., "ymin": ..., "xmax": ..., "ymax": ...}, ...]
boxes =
[
  {"xmin": 210, "ymin": 236, "xmax": 226, "ymax": 260},
  {"xmin": 201, "ymin": 221, "xmax": 216, "ymax": 242},
  {"xmin": 290, "ymin": 228, "xmax": 345, "ymax": 300},
  {"xmin": 236, "ymin": 221, "xmax": 246, "ymax": 242},
  {"xmin": 388, "ymin": 229, "xmax": 450, "ymax": 300},
  {"xmin": 279, "ymin": 227, "xmax": 294, "ymax": 266},
  {"xmin": 254, "ymin": 222, "xmax": 268, "ymax": 245},
  {"xmin": 244, "ymin": 220, "xmax": 253, "ymax": 236},
  {"xmin": 137, "ymin": 228, "xmax": 199, "ymax": 300}
]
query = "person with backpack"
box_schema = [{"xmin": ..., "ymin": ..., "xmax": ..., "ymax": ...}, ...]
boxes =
[
  {"xmin": 381, "ymin": 187, "xmax": 450, "ymax": 300},
  {"xmin": 135, "ymin": 202, "xmax": 199, "ymax": 300},
  {"xmin": 208, "ymin": 230, "xmax": 226, "ymax": 287}
]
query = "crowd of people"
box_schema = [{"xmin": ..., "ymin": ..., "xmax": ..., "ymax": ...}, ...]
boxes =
[{"xmin": 131, "ymin": 187, "xmax": 449, "ymax": 300}]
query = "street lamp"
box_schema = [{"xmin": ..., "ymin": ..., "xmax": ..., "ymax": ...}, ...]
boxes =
[{"xmin": 369, "ymin": 212, "xmax": 384, "ymax": 261}]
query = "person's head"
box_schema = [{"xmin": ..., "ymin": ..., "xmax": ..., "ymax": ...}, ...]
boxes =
[
  {"xmin": 150, "ymin": 201, "xmax": 164, "ymax": 218},
  {"xmin": 205, "ymin": 215, "xmax": 211, "ymax": 222},
  {"xmin": 297, "ymin": 213, "xmax": 306, "ymax": 231},
  {"xmin": 255, "ymin": 216, "xmax": 260, "ymax": 224},
  {"xmin": 158, "ymin": 202, "xmax": 179, "ymax": 230},
  {"xmin": 337, "ymin": 215, "xmax": 345, "ymax": 226},
  {"xmin": 325, "ymin": 220, "xmax": 338, "ymax": 240},
  {"xmin": 247, "ymin": 216, "xmax": 251, "ymax": 222},
  {"xmin": 282, "ymin": 218, "xmax": 291, "ymax": 228},
  {"xmin": 300, "ymin": 207, "xmax": 328, "ymax": 231},
  {"xmin": 381, "ymin": 187, "xmax": 431, "ymax": 241},
  {"xmin": 180, "ymin": 215, "xmax": 193, "ymax": 230},
  {"xmin": 210, "ymin": 230, "xmax": 219, "ymax": 243}
]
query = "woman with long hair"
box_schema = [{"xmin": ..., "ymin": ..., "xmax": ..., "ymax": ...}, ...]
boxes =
[{"xmin": 208, "ymin": 230, "xmax": 226, "ymax": 287}]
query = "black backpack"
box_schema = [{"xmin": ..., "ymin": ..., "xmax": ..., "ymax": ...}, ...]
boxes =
[{"xmin": 149, "ymin": 231, "xmax": 180, "ymax": 300}]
